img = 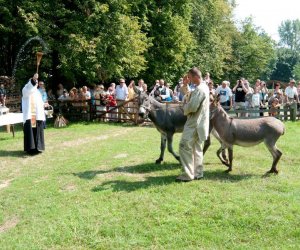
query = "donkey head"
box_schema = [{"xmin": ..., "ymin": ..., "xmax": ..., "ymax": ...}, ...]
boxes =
[
  {"xmin": 209, "ymin": 94, "xmax": 220, "ymax": 119},
  {"xmin": 133, "ymin": 85, "xmax": 151, "ymax": 118}
]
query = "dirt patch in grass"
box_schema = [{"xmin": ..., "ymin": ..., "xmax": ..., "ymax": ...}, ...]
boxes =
[
  {"xmin": 59, "ymin": 128, "xmax": 133, "ymax": 148},
  {"xmin": 114, "ymin": 153, "xmax": 128, "ymax": 159},
  {"xmin": 34, "ymin": 176, "xmax": 49, "ymax": 183},
  {"xmin": 60, "ymin": 184, "xmax": 77, "ymax": 192},
  {"xmin": 0, "ymin": 179, "xmax": 13, "ymax": 190},
  {"xmin": 0, "ymin": 217, "xmax": 19, "ymax": 234}
]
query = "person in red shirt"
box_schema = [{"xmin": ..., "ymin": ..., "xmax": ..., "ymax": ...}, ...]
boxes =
[{"xmin": 106, "ymin": 87, "xmax": 117, "ymax": 121}]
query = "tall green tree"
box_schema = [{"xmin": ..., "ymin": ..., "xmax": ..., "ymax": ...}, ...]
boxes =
[
  {"xmin": 229, "ymin": 19, "xmax": 276, "ymax": 82},
  {"xmin": 190, "ymin": 0, "xmax": 236, "ymax": 82},
  {"xmin": 271, "ymin": 19, "xmax": 300, "ymax": 82}
]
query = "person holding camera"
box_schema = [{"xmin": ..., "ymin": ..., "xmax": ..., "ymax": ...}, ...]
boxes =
[{"xmin": 233, "ymin": 78, "xmax": 248, "ymax": 117}]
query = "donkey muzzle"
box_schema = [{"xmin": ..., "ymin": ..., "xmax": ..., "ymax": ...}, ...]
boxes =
[{"xmin": 138, "ymin": 106, "xmax": 146, "ymax": 118}]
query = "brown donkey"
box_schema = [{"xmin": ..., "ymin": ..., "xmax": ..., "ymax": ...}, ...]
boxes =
[{"xmin": 210, "ymin": 97, "xmax": 285, "ymax": 174}]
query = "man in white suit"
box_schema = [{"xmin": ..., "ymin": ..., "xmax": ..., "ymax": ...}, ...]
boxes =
[
  {"xmin": 176, "ymin": 67, "xmax": 210, "ymax": 182},
  {"xmin": 22, "ymin": 73, "xmax": 46, "ymax": 154}
]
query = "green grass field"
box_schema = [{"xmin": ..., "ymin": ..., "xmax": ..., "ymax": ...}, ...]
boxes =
[{"xmin": 0, "ymin": 121, "xmax": 300, "ymax": 249}]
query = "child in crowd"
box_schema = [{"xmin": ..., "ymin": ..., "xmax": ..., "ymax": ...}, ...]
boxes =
[{"xmin": 269, "ymin": 98, "xmax": 280, "ymax": 117}]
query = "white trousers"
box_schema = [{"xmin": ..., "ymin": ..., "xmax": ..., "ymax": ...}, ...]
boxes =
[{"xmin": 179, "ymin": 130, "xmax": 204, "ymax": 180}]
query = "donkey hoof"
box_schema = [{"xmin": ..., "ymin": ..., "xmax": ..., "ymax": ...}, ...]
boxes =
[
  {"xmin": 224, "ymin": 168, "xmax": 232, "ymax": 173},
  {"xmin": 155, "ymin": 159, "xmax": 162, "ymax": 164},
  {"xmin": 267, "ymin": 169, "xmax": 279, "ymax": 174},
  {"xmin": 175, "ymin": 156, "xmax": 180, "ymax": 162}
]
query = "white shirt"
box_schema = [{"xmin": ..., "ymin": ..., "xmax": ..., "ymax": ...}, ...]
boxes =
[
  {"xmin": 285, "ymin": 86, "xmax": 297, "ymax": 98},
  {"xmin": 251, "ymin": 93, "xmax": 261, "ymax": 107},
  {"xmin": 215, "ymin": 86, "xmax": 232, "ymax": 103},
  {"xmin": 83, "ymin": 90, "xmax": 91, "ymax": 99},
  {"xmin": 160, "ymin": 87, "xmax": 171, "ymax": 100},
  {"xmin": 115, "ymin": 85, "xmax": 128, "ymax": 100},
  {"xmin": 22, "ymin": 80, "xmax": 46, "ymax": 123}
]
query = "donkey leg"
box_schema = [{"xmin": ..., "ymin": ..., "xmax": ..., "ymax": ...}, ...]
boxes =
[
  {"xmin": 216, "ymin": 146, "xmax": 230, "ymax": 166},
  {"xmin": 225, "ymin": 147, "xmax": 233, "ymax": 172},
  {"xmin": 203, "ymin": 136, "xmax": 211, "ymax": 156},
  {"xmin": 212, "ymin": 128, "xmax": 228, "ymax": 163},
  {"xmin": 265, "ymin": 140, "xmax": 282, "ymax": 174},
  {"xmin": 222, "ymin": 148, "xmax": 228, "ymax": 163},
  {"xmin": 156, "ymin": 134, "xmax": 167, "ymax": 164},
  {"xmin": 167, "ymin": 133, "xmax": 180, "ymax": 162}
]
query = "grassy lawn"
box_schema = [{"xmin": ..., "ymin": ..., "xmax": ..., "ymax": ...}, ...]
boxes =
[{"xmin": 0, "ymin": 121, "xmax": 300, "ymax": 249}]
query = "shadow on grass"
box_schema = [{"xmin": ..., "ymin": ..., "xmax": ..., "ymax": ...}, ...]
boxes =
[
  {"xmin": 204, "ymin": 169, "xmax": 254, "ymax": 182},
  {"xmin": 73, "ymin": 162, "xmax": 255, "ymax": 193},
  {"xmin": 91, "ymin": 170, "xmax": 255, "ymax": 193},
  {"xmin": 92, "ymin": 175, "xmax": 177, "ymax": 193},
  {"xmin": 0, "ymin": 150, "xmax": 25, "ymax": 158},
  {"xmin": 73, "ymin": 162, "xmax": 180, "ymax": 180}
]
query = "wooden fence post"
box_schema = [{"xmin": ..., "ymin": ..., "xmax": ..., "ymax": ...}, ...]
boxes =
[{"xmin": 290, "ymin": 102, "xmax": 297, "ymax": 121}]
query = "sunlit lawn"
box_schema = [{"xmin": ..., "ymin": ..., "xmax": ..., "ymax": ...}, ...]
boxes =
[{"xmin": 0, "ymin": 121, "xmax": 300, "ymax": 249}]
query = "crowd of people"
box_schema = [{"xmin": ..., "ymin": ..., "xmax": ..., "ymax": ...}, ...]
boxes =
[
  {"xmin": 2, "ymin": 73, "xmax": 298, "ymax": 120},
  {"xmin": 211, "ymin": 78, "xmax": 300, "ymax": 117}
]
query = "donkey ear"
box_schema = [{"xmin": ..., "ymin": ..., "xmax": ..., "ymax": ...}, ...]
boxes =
[
  {"xmin": 214, "ymin": 94, "xmax": 220, "ymax": 105},
  {"xmin": 133, "ymin": 84, "xmax": 141, "ymax": 95},
  {"xmin": 209, "ymin": 93, "xmax": 215, "ymax": 103}
]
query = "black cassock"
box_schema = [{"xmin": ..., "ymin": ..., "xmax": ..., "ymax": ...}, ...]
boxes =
[{"xmin": 23, "ymin": 119, "xmax": 45, "ymax": 154}]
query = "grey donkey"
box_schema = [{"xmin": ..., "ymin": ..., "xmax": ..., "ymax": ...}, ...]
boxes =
[
  {"xmin": 136, "ymin": 89, "xmax": 226, "ymax": 164},
  {"xmin": 210, "ymin": 96, "xmax": 285, "ymax": 174}
]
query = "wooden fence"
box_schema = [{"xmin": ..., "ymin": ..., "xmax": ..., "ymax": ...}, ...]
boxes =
[{"xmin": 5, "ymin": 96, "xmax": 300, "ymax": 124}]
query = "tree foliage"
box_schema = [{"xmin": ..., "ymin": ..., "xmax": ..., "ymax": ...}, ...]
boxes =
[
  {"xmin": 271, "ymin": 19, "xmax": 300, "ymax": 82},
  {"xmin": 0, "ymin": 0, "xmax": 281, "ymax": 88}
]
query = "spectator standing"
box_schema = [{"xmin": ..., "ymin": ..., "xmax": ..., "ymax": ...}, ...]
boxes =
[
  {"xmin": 47, "ymin": 89, "xmax": 56, "ymax": 101},
  {"xmin": 269, "ymin": 82, "xmax": 283, "ymax": 104},
  {"xmin": 251, "ymin": 87, "xmax": 262, "ymax": 117},
  {"xmin": 82, "ymin": 86, "xmax": 91, "ymax": 100},
  {"xmin": 269, "ymin": 98, "xmax": 281, "ymax": 117},
  {"xmin": 204, "ymin": 72, "xmax": 211, "ymax": 84},
  {"xmin": 208, "ymin": 81, "xmax": 215, "ymax": 96},
  {"xmin": 38, "ymin": 81, "xmax": 49, "ymax": 128},
  {"xmin": 107, "ymin": 84, "xmax": 115, "ymax": 97},
  {"xmin": 109, "ymin": 83, "xmax": 116, "ymax": 96},
  {"xmin": 38, "ymin": 81, "xmax": 48, "ymax": 103},
  {"xmin": 285, "ymin": 79, "xmax": 299, "ymax": 103},
  {"xmin": 94, "ymin": 84, "xmax": 107, "ymax": 120},
  {"xmin": 149, "ymin": 80, "xmax": 160, "ymax": 94},
  {"xmin": 174, "ymin": 79, "xmax": 183, "ymax": 101},
  {"xmin": 142, "ymin": 83, "xmax": 148, "ymax": 93},
  {"xmin": 56, "ymin": 83, "xmax": 64, "ymax": 97},
  {"xmin": 233, "ymin": 79, "xmax": 248, "ymax": 117},
  {"xmin": 283, "ymin": 79, "xmax": 299, "ymax": 120},
  {"xmin": 259, "ymin": 81, "xmax": 269, "ymax": 116},
  {"xmin": 215, "ymin": 81, "xmax": 232, "ymax": 111},
  {"xmin": 58, "ymin": 89, "xmax": 69, "ymax": 101},
  {"xmin": 160, "ymin": 82, "xmax": 172, "ymax": 102},
  {"xmin": 127, "ymin": 80, "xmax": 137, "ymax": 116},
  {"xmin": 115, "ymin": 78, "xmax": 129, "ymax": 122},
  {"xmin": 106, "ymin": 87, "xmax": 117, "ymax": 121},
  {"xmin": 137, "ymin": 79, "xmax": 144, "ymax": 92},
  {"xmin": 0, "ymin": 84, "xmax": 7, "ymax": 106}
]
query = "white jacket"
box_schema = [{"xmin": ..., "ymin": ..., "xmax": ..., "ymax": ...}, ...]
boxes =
[
  {"xmin": 182, "ymin": 82, "xmax": 210, "ymax": 142},
  {"xmin": 22, "ymin": 79, "xmax": 46, "ymax": 123}
]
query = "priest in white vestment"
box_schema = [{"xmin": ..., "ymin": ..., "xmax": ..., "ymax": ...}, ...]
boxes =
[{"xmin": 22, "ymin": 73, "xmax": 46, "ymax": 154}]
